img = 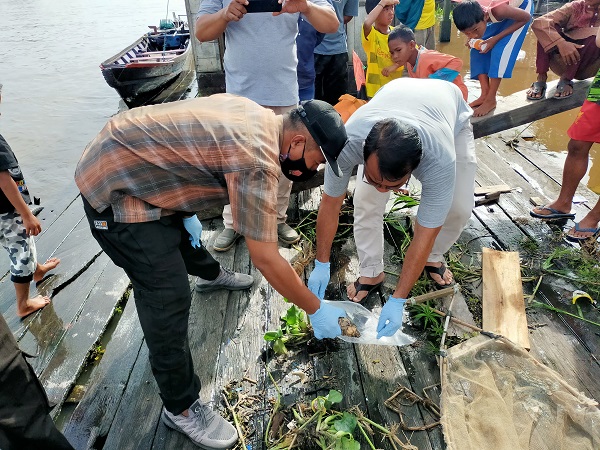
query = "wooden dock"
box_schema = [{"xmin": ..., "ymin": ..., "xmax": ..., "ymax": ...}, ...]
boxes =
[{"xmin": 3, "ymin": 82, "xmax": 599, "ymax": 449}]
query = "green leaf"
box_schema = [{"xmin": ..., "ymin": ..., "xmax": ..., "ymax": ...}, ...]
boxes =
[
  {"xmin": 263, "ymin": 330, "xmax": 282, "ymax": 341},
  {"xmin": 333, "ymin": 412, "xmax": 357, "ymax": 433},
  {"xmin": 326, "ymin": 389, "xmax": 343, "ymax": 405},
  {"xmin": 336, "ymin": 436, "xmax": 360, "ymax": 450}
]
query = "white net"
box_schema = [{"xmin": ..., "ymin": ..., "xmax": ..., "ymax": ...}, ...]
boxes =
[{"xmin": 441, "ymin": 335, "xmax": 600, "ymax": 450}]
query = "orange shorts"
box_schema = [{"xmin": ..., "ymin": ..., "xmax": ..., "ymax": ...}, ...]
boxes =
[{"xmin": 567, "ymin": 100, "xmax": 600, "ymax": 143}]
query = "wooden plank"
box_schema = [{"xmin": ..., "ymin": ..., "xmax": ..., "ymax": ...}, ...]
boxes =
[
  {"xmin": 42, "ymin": 259, "xmax": 130, "ymax": 410},
  {"xmin": 61, "ymin": 296, "xmax": 144, "ymax": 449},
  {"xmin": 482, "ymin": 249, "xmax": 530, "ymax": 350},
  {"xmin": 471, "ymin": 79, "xmax": 591, "ymax": 139},
  {"xmin": 474, "ymin": 184, "xmax": 511, "ymax": 196}
]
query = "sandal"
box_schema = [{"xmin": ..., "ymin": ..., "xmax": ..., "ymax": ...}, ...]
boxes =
[
  {"xmin": 565, "ymin": 223, "xmax": 600, "ymax": 242},
  {"xmin": 526, "ymin": 81, "xmax": 546, "ymax": 100},
  {"xmin": 530, "ymin": 205, "xmax": 575, "ymax": 220},
  {"xmin": 349, "ymin": 279, "xmax": 383, "ymax": 302},
  {"xmin": 424, "ymin": 263, "xmax": 455, "ymax": 288},
  {"xmin": 553, "ymin": 79, "xmax": 574, "ymax": 99}
]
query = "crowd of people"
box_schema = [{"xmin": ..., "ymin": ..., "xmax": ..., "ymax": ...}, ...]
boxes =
[{"xmin": 1, "ymin": 0, "xmax": 599, "ymax": 448}]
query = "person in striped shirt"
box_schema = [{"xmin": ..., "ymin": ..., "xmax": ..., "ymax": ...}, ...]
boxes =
[{"xmin": 75, "ymin": 94, "xmax": 347, "ymax": 450}]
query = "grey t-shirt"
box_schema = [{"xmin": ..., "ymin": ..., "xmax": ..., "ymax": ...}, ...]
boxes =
[
  {"xmin": 324, "ymin": 78, "xmax": 473, "ymax": 228},
  {"xmin": 314, "ymin": 0, "xmax": 359, "ymax": 55},
  {"xmin": 198, "ymin": 0, "xmax": 333, "ymax": 106}
]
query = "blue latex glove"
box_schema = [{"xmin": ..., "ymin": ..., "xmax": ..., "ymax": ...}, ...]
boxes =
[
  {"xmin": 376, "ymin": 296, "xmax": 407, "ymax": 339},
  {"xmin": 183, "ymin": 215, "xmax": 203, "ymax": 248},
  {"xmin": 308, "ymin": 260, "xmax": 330, "ymax": 300},
  {"xmin": 308, "ymin": 301, "xmax": 346, "ymax": 340}
]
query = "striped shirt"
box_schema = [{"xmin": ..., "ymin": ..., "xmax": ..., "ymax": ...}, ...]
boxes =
[{"xmin": 75, "ymin": 94, "xmax": 281, "ymax": 242}]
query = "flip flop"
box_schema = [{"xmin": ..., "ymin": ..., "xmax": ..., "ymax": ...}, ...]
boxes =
[
  {"xmin": 526, "ymin": 81, "xmax": 546, "ymax": 100},
  {"xmin": 530, "ymin": 205, "xmax": 575, "ymax": 220},
  {"xmin": 553, "ymin": 79, "xmax": 574, "ymax": 100},
  {"xmin": 424, "ymin": 263, "xmax": 455, "ymax": 288},
  {"xmin": 565, "ymin": 222, "xmax": 600, "ymax": 242},
  {"xmin": 349, "ymin": 279, "xmax": 382, "ymax": 302}
]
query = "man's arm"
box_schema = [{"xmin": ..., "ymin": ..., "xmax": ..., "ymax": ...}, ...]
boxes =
[
  {"xmin": 277, "ymin": 0, "xmax": 339, "ymax": 33},
  {"xmin": 195, "ymin": 0, "xmax": 248, "ymax": 42},
  {"xmin": 246, "ymin": 238, "xmax": 321, "ymax": 313},
  {"xmin": 391, "ymin": 221, "xmax": 441, "ymax": 299},
  {"xmin": 0, "ymin": 171, "xmax": 40, "ymax": 236},
  {"xmin": 315, "ymin": 192, "xmax": 345, "ymax": 263}
]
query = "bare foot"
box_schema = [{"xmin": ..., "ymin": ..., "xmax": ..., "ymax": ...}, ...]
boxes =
[
  {"xmin": 469, "ymin": 96, "xmax": 485, "ymax": 108},
  {"xmin": 17, "ymin": 294, "xmax": 51, "ymax": 318},
  {"xmin": 473, "ymin": 99, "xmax": 497, "ymax": 117},
  {"xmin": 33, "ymin": 257, "xmax": 60, "ymax": 283},
  {"xmin": 424, "ymin": 262, "xmax": 453, "ymax": 286},
  {"xmin": 346, "ymin": 273, "xmax": 385, "ymax": 303},
  {"xmin": 567, "ymin": 218, "xmax": 600, "ymax": 240}
]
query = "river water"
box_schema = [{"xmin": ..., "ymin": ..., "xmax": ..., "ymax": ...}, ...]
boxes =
[{"xmin": 0, "ymin": 0, "xmax": 597, "ymax": 210}]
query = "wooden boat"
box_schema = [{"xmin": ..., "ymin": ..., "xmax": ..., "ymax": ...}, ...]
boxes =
[{"xmin": 100, "ymin": 19, "xmax": 191, "ymax": 107}]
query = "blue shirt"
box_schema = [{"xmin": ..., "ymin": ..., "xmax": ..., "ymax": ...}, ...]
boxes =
[{"xmin": 314, "ymin": 0, "xmax": 359, "ymax": 55}]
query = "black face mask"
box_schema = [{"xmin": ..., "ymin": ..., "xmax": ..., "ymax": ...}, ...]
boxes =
[{"xmin": 279, "ymin": 145, "xmax": 318, "ymax": 182}]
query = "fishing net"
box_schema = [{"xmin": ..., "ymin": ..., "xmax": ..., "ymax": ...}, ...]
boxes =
[{"xmin": 441, "ymin": 335, "xmax": 600, "ymax": 450}]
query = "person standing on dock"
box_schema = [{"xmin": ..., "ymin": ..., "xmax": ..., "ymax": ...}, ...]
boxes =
[
  {"xmin": 530, "ymin": 30, "xmax": 600, "ymax": 242},
  {"xmin": 452, "ymin": 0, "xmax": 532, "ymax": 117},
  {"xmin": 74, "ymin": 95, "xmax": 348, "ymax": 450},
  {"xmin": 196, "ymin": 0, "xmax": 339, "ymax": 253},
  {"xmin": 0, "ymin": 84, "xmax": 60, "ymax": 319},
  {"xmin": 307, "ymin": 78, "xmax": 475, "ymax": 339}
]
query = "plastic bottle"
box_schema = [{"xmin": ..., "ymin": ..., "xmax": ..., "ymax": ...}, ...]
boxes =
[{"xmin": 468, "ymin": 38, "xmax": 488, "ymax": 51}]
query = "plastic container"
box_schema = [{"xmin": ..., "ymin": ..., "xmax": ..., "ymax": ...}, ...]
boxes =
[
  {"xmin": 322, "ymin": 300, "xmax": 415, "ymax": 347},
  {"xmin": 468, "ymin": 38, "xmax": 488, "ymax": 51}
]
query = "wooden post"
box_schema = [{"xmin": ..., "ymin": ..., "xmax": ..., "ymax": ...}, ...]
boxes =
[{"xmin": 439, "ymin": 0, "xmax": 453, "ymax": 42}]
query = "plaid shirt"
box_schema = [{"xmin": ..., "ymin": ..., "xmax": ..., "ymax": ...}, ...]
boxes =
[{"xmin": 75, "ymin": 94, "xmax": 281, "ymax": 242}]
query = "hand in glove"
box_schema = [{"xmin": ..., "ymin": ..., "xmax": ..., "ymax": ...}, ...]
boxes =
[
  {"xmin": 308, "ymin": 301, "xmax": 346, "ymax": 339},
  {"xmin": 183, "ymin": 215, "xmax": 203, "ymax": 248},
  {"xmin": 307, "ymin": 260, "xmax": 330, "ymax": 300},
  {"xmin": 376, "ymin": 296, "xmax": 406, "ymax": 339}
]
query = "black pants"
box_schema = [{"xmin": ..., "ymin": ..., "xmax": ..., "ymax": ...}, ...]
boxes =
[
  {"xmin": 314, "ymin": 52, "xmax": 349, "ymax": 106},
  {"xmin": 82, "ymin": 197, "xmax": 219, "ymax": 414},
  {"xmin": 0, "ymin": 314, "xmax": 74, "ymax": 450}
]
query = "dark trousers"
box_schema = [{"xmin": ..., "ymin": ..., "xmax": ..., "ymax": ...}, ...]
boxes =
[
  {"xmin": 536, "ymin": 32, "xmax": 600, "ymax": 79},
  {"xmin": 82, "ymin": 197, "xmax": 219, "ymax": 414},
  {"xmin": 0, "ymin": 314, "xmax": 74, "ymax": 450},
  {"xmin": 314, "ymin": 52, "xmax": 349, "ymax": 106}
]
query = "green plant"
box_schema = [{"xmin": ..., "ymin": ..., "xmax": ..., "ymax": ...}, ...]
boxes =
[{"xmin": 264, "ymin": 304, "xmax": 311, "ymax": 355}]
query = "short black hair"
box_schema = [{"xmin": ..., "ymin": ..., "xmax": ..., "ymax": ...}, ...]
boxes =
[
  {"xmin": 452, "ymin": 0, "xmax": 485, "ymax": 31},
  {"xmin": 388, "ymin": 24, "xmax": 415, "ymax": 44},
  {"xmin": 365, "ymin": 0, "xmax": 381, "ymax": 15},
  {"xmin": 363, "ymin": 119, "xmax": 422, "ymax": 182}
]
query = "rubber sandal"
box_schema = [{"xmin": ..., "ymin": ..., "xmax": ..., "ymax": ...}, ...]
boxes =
[
  {"xmin": 530, "ymin": 205, "xmax": 575, "ymax": 220},
  {"xmin": 553, "ymin": 79, "xmax": 574, "ymax": 100},
  {"xmin": 424, "ymin": 263, "xmax": 455, "ymax": 288},
  {"xmin": 565, "ymin": 222, "xmax": 600, "ymax": 242},
  {"xmin": 526, "ymin": 81, "xmax": 546, "ymax": 100},
  {"xmin": 349, "ymin": 279, "xmax": 383, "ymax": 302}
]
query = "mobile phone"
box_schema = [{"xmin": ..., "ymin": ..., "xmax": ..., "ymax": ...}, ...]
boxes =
[{"xmin": 245, "ymin": 0, "xmax": 282, "ymax": 13}]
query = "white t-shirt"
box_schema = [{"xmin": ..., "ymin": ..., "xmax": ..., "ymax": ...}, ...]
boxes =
[
  {"xmin": 324, "ymin": 78, "xmax": 473, "ymax": 228},
  {"xmin": 198, "ymin": 0, "xmax": 333, "ymax": 106}
]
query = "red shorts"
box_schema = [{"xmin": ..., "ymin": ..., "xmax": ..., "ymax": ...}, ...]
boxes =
[{"xmin": 567, "ymin": 100, "xmax": 600, "ymax": 143}]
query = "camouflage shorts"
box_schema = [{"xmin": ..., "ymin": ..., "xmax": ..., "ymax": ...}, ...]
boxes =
[{"xmin": 0, "ymin": 211, "xmax": 36, "ymax": 282}]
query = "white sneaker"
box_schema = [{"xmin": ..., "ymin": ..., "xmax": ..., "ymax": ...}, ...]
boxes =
[
  {"xmin": 162, "ymin": 400, "xmax": 238, "ymax": 449},
  {"xmin": 195, "ymin": 268, "xmax": 254, "ymax": 292}
]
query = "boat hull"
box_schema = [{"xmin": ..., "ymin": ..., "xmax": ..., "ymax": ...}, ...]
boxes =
[{"xmin": 100, "ymin": 32, "xmax": 190, "ymax": 107}]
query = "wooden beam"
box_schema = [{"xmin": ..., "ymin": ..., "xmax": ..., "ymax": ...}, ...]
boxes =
[
  {"xmin": 471, "ymin": 78, "xmax": 591, "ymax": 139},
  {"xmin": 482, "ymin": 247, "xmax": 530, "ymax": 350},
  {"xmin": 474, "ymin": 184, "xmax": 511, "ymax": 196}
]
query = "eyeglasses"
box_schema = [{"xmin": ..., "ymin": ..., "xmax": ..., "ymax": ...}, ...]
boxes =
[{"xmin": 362, "ymin": 171, "xmax": 409, "ymax": 192}]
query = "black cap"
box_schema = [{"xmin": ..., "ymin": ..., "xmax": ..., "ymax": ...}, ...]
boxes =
[{"xmin": 297, "ymin": 100, "xmax": 347, "ymax": 177}]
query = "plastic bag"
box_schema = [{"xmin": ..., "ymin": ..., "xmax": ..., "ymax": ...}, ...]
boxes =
[{"xmin": 323, "ymin": 300, "xmax": 415, "ymax": 347}]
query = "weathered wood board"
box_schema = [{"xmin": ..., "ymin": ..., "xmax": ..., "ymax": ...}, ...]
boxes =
[{"xmin": 482, "ymin": 248, "xmax": 530, "ymax": 350}]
